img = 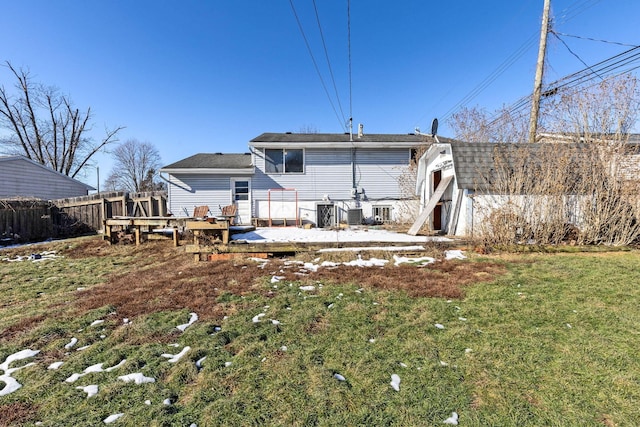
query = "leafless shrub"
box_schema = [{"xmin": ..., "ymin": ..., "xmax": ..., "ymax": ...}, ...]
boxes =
[
  {"xmin": 454, "ymin": 75, "xmax": 640, "ymax": 247},
  {"xmin": 396, "ymin": 142, "xmax": 430, "ymax": 226}
]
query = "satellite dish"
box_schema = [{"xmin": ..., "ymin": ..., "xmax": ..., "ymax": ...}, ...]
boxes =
[{"xmin": 431, "ymin": 118, "xmax": 439, "ymax": 137}]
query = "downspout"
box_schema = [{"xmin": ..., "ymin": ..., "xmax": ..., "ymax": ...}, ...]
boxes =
[{"xmin": 351, "ymin": 148, "xmax": 356, "ymax": 189}]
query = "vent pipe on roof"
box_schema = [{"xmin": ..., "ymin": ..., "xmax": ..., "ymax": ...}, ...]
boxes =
[{"xmin": 358, "ymin": 123, "xmax": 363, "ymax": 138}]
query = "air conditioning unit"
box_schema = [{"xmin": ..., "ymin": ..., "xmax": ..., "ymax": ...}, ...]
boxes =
[{"xmin": 347, "ymin": 208, "xmax": 363, "ymax": 225}]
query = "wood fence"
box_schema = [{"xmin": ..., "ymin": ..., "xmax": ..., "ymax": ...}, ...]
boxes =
[
  {"xmin": 0, "ymin": 200, "xmax": 54, "ymax": 243},
  {"xmin": 0, "ymin": 191, "xmax": 167, "ymax": 244}
]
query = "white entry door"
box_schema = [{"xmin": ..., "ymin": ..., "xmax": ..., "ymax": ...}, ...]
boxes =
[{"xmin": 231, "ymin": 178, "xmax": 251, "ymax": 225}]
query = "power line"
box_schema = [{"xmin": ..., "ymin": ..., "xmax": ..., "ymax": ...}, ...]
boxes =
[
  {"xmin": 547, "ymin": 46, "xmax": 640, "ymax": 91},
  {"xmin": 555, "ymin": 0, "xmax": 603, "ymax": 24},
  {"xmin": 551, "ymin": 31, "xmax": 638, "ymax": 48},
  {"xmin": 433, "ymin": 0, "xmax": 607, "ymax": 130},
  {"xmin": 288, "ymin": 0, "xmax": 347, "ymax": 132},
  {"xmin": 347, "ymin": 0, "xmax": 353, "ymax": 136},
  {"xmin": 551, "ymin": 30, "xmax": 604, "ymax": 81},
  {"xmin": 312, "ymin": 0, "xmax": 347, "ymax": 125},
  {"xmin": 484, "ymin": 47, "xmax": 640, "ymax": 129},
  {"xmin": 439, "ymin": 34, "xmax": 538, "ymax": 124}
]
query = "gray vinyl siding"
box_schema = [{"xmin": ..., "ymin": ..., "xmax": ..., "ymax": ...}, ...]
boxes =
[
  {"xmin": 353, "ymin": 149, "xmax": 412, "ymax": 199},
  {"xmin": 252, "ymin": 148, "xmax": 352, "ymax": 200},
  {"xmin": 0, "ymin": 158, "xmax": 91, "ymax": 200},
  {"xmin": 167, "ymin": 174, "xmax": 234, "ymax": 217},
  {"xmin": 252, "ymin": 147, "xmax": 412, "ymax": 201}
]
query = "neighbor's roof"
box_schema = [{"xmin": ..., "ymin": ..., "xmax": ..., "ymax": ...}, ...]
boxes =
[
  {"xmin": 0, "ymin": 155, "xmax": 95, "ymax": 191},
  {"xmin": 250, "ymin": 132, "xmax": 452, "ymax": 148},
  {"xmin": 160, "ymin": 153, "xmax": 253, "ymax": 174},
  {"xmin": 449, "ymin": 141, "xmax": 640, "ymax": 191}
]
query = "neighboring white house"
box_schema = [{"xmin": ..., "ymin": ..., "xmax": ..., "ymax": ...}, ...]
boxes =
[
  {"xmin": 0, "ymin": 155, "xmax": 95, "ymax": 200},
  {"xmin": 161, "ymin": 131, "xmax": 445, "ymax": 226}
]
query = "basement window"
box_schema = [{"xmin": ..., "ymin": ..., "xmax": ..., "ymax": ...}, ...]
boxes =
[
  {"xmin": 265, "ymin": 149, "xmax": 304, "ymax": 174},
  {"xmin": 372, "ymin": 205, "xmax": 392, "ymax": 223}
]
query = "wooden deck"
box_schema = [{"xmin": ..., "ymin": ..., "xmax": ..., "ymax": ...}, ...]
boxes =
[
  {"xmin": 184, "ymin": 239, "xmax": 457, "ymax": 261},
  {"xmin": 104, "ymin": 216, "xmax": 460, "ymax": 261},
  {"xmin": 103, "ymin": 216, "xmax": 189, "ymax": 246}
]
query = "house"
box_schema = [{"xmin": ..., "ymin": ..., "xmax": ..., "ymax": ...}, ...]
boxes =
[
  {"xmin": 413, "ymin": 140, "xmax": 640, "ymax": 237},
  {"xmin": 161, "ymin": 131, "xmax": 444, "ymax": 226},
  {"xmin": 0, "ymin": 155, "xmax": 95, "ymax": 200},
  {"xmin": 160, "ymin": 153, "xmax": 254, "ymax": 221}
]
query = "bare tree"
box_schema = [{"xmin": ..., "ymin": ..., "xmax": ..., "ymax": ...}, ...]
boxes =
[
  {"xmin": 449, "ymin": 74, "xmax": 640, "ymax": 246},
  {"xmin": 298, "ymin": 124, "xmax": 319, "ymax": 134},
  {"xmin": 104, "ymin": 139, "xmax": 165, "ymax": 193},
  {"xmin": 540, "ymin": 74, "xmax": 640, "ymax": 139},
  {"xmin": 0, "ymin": 61, "xmax": 124, "ymax": 178},
  {"xmin": 449, "ymin": 105, "xmax": 529, "ymax": 143}
]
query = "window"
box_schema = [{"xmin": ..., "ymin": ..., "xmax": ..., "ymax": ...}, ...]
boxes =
[
  {"xmin": 234, "ymin": 180, "xmax": 249, "ymax": 201},
  {"xmin": 373, "ymin": 205, "xmax": 392, "ymax": 223},
  {"xmin": 265, "ymin": 149, "xmax": 304, "ymax": 174}
]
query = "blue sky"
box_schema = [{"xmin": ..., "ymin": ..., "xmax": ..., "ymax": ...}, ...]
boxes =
[{"xmin": 1, "ymin": 0, "xmax": 639, "ymax": 186}]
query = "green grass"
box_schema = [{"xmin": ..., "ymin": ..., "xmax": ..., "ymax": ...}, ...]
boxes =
[{"xmin": 1, "ymin": 240, "xmax": 640, "ymax": 426}]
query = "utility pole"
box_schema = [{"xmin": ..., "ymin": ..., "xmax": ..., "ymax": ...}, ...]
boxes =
[{"xmin": 528, "ymin": 0, "xmax": 551, "ymax": 143}]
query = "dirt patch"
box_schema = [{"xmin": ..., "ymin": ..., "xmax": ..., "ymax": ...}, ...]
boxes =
[
  {"xmin": 0, "ymin": 314, "xmax": 48, "ymax": 341},
  {"xmin": 75, "ymin": 256, "xmax": 265, "ymax": 321},
  {"xmin": 0, "ymin": 402, "xmax": 39, "ymax": 427},
  {"xmin": 72, "ymin": 237, "xmax": 505, "ymax": 321},
  {"xmin": 271, "ymin": 260, "xmax": 505, "ymax": 298}
]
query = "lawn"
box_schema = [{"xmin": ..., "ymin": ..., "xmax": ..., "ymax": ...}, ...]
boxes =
[{"xmin": 0, "ymin": 237, "xmax": 639, "ymax": 426}]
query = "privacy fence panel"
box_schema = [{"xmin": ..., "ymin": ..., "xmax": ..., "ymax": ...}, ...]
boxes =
[
  {"xmin": 0, "ymin": 200, "xmax": 53, "ymax": 243},
  {"xmin": 1, "ymin": 191, "xmax": 167, "ymax": 244}
]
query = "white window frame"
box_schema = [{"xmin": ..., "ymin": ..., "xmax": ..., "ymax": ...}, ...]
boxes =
[{"xmin": 264, "ymin": 148, "xmax": 305, "ymax": 174}]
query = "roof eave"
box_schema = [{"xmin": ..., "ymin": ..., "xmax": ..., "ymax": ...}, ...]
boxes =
[
  {"xmin": 250, "ymin": 141, "xmax": 420, "ymax": 149},
  {"xmin": 160, "ymin": 167, "xmax": 255, "ymax": 175}
]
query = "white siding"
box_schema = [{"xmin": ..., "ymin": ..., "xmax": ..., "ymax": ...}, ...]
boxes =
[
  {"xmin": 166, "ymin": 145, "xmax": 415, "ymax": 224},
  {"xmin": 252, "ymin": 147, "xmax": 412, "ymax": 201},
  {"xmin": 167, "ymin": 174, "xmax": 234, "ymax": 217},
  {"xmin": 0, "ymin": 158, "xmax": 91, "ymax": 200},
  {"xmin": 252, "ymin": 148, "xmax": 353, "ymax": 201},
  {"xmin": 352, "ymin": 148, "xmax": 412, "ymax": 200}
]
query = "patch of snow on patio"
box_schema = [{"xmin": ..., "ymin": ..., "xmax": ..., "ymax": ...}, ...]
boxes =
[{"xmin": 232, "ymin": 227, "xmax": 451, "ymax": 244}]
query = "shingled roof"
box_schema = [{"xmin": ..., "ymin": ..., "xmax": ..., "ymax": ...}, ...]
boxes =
[
  {"xmin": 161, "ymin": 153, "xmax": 253, "ymax": 171},
  {"xmin": 449, "ymin": 141, "xmax": 640, "ymax": 191},
  {"xmin": 450, "ymin": 142, "xmax": 576, "ymax": 191},
  {"xmin": 450, "ymin": 143, "xmax": 501, "ymax": 190}
]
